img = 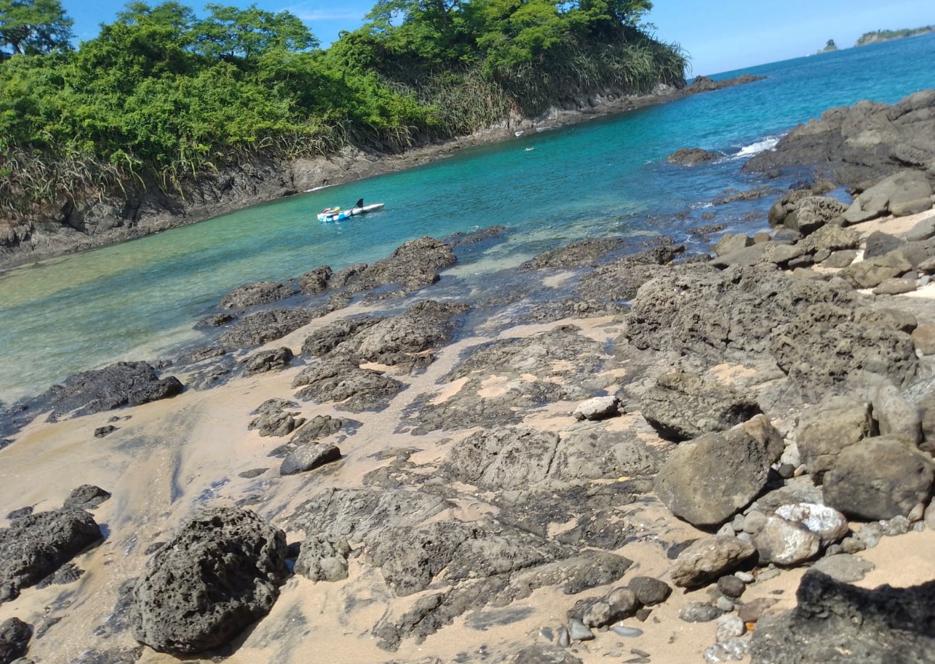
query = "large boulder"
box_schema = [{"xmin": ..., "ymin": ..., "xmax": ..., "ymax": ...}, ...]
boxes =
[
  {"xmin": 131, "ymin": 507, "xmax": 288, "ymax": 655},
  {"xmin": 822, "ymin": 436, "xmax": 933, "ymax": 520},
  {"xmin": 0, "ymin": 508, "xmax": 102, "ymax": 602},
  {"xmin": 795, "ymin": 396, "xmax": 875, "ymax": 477},
  {"xmin": 219, "ymin": 280, "xmax": 297, "ymax": 310},
  {"xmin": 844, "ymin": 170, "xmax": 933, "ymax": 223},
  {"xmin": 750, "ymin": 571, "xmax": 935, "ymax": 663},
  {"xmin": 639, "ymin": 370, "xmax": 761, "ymax": 442},
  {"xmin": 753, "ymin": 516, "xmax": 821, "ymax": 566},
  {"xmin": 745, "ymin": 90, "xmax": 935, "ymax": 190},
  {"xmin": 654, "ymin": 423, "xmax": 774, "ymax": 527},
  {"xmin": 670, "ymin": 536, "xmax": 756, "ymax": 588},
  {"xmin": 292, "ymin": 360, "xmax": 404, "ymax": 411},
  {"xmin": 776, "ymin": 196, "xmax": 847, "ymax": 235},
  {"xmin": 29, "ymin": 362, "xmax": 182, "ymax": 421}
]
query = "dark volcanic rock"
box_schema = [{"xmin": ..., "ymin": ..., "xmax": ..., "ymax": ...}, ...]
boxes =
[
  {"xmin": 30, "ymin": 362, "xmax": 182, "ymax": 421},
  {"xmin": 746, "ymin": 90, "xmax": 935, "ymax": 190},
  {"xmin": 279, "ymin": 443, "xmax": 341, "ymax": 476},
  {"xmin": 292, "ymin": 360, "xmax": 404, "ymax": 411},
  {"xmin": 288, "ymin": 414, "xmax": 350, "ymax": 445},
  {"xmin": 219, "ymin": 280, "xmax": 298, "ymax": 310},
  {"xmin": 521, "ymin": 237, "xmax": 626, "ymax": 270},
  {"xmin": 219, "ymin": 308, "xmax": 313, "ymax": 349},
  {"xmin": 294, "ymin": 536, "xmax": 351, "ymax": 582},
  {"xmin": 243, "ymin": 347, "xmax": 294, "ymax": 374},
  {"xmin": 770, "ymin": 195, "xmax": 847, "ymax": 235},
  {"xmin": 639, "ymin": 370, "xmax": 761, "ymax": 441},
  {"xmin": 299, "ymin": 266, "xmax": 333, "ymax": 294},
  {"xmin": 130, "ymin": 507, "xmax": 288, "ymax": 655},
  {"xmin": 667, "ymin": 148, "xmax": 721, "ymax": 166},
  {"xmin": 750, "ymin": 571, "xmax": 935, "ymax": 663},
  {"xmin": 340, "ymin": 237, "xmax": 456, "ymax": 296},
  {"xmin": 687, "ymin": 74, "xmax": 764, "ymax": 93},
  {"xmin": 64, "ymin": 485, "xmax": 112, "ymax": 511},
  {"xmin": 0, "ymin": 617, "xmax": 31, "ymax": 664},
  {"xmin": 0, "ymin": 508, "xmax": 102, "ymax": 602}
]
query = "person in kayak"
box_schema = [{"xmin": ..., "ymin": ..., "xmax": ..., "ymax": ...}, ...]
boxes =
[{"xmin": 355, "ymin": 198, "xmax": 364, "ymax": 209}]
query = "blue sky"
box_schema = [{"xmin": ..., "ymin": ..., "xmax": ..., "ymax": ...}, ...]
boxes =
[{"xmin": 64, "ymin": 0, "xmax": 935, "ymax": 75}]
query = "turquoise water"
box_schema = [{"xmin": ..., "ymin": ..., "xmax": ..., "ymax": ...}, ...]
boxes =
[{"xmin": 2, "ymin": 34, "xmax": 935, "ymax": 402}]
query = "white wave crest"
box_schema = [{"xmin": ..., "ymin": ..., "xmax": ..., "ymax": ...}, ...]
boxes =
[{"xmin": 731, "ymin": 135, "xmax": 781, "ymax": 160}]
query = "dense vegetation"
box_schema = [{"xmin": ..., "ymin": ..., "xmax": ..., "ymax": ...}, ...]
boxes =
[
  {"xmin": 856, "ymin": 25, "xmax": 934, "ymax": 46},
  {"xmin": 0, "ymin": 0, "xmax": 686, "ymax": 218}
]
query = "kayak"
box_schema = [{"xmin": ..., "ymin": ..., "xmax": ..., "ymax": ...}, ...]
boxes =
[{"xmin": 317, "ymin": 203, "xmax": 385, "ymax": 223}]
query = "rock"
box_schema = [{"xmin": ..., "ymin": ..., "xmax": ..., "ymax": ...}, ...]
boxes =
[
  {"xmin": 670, "ymin": 536, "xmax": 756, "ymax": 589},
  {"xmin": 0, "ymin": 618, "xmax": 31, "ymax": 664},
  {"xmin": 871, "ymin": 382, "xmax": 922, "ymax": 443},
  {"xmin": 717, "ymin": 575, "xmax": 746, "ymax": 598},
  {"xmin": 823, "ymin": 436, "xmax": 934, "ymax": 520},
  {"xmin": 925, "ymin": 501, "xmax": 935, "ymax": 530},
  {"xmin": 796, "ymin": 396, "xmax": 874, "ymax": 477},
  {"xmin": 780, "ymin": 196, "xmax": 847, "ymax": 235},
  {"xmin": 679, "ymin": 602, "xmax": 722, "ymax": 622},
  {"xmin": 220, "ymin": 308, "xmax": 313, "ymax": 349},
  {"xmin": 279, "ymin": 443, "xmax": 341, "ymax": 476},
  {"xmin": 773, "ymin": 503, "xmax": 849, "ymax": 545},
  {"xmin": 873, "ymin": 277, "xmax": 917, "ymax": 295},
  {"xmin": 299, "ymin": 266, "xmax": 333, "ymax": 294},
  {"xmin": 288, "ymin": 414, "xmax": 349, "ymax": 445},
  {"xmin": 627, "ymin": 576, "xmax": 672, "ymax": 606},
  {"xmin": 821, "ymin": 249, "xmax": 858, "ymax": 268},
  {"xmin": 611, "ymin": 625, "xmax": 643, "ymax": 638},
  {"xmin": 522, "ymin": 237, "xmax": 626, "ymax": 270},
  {"xmin": 339, "ymin": 237, "xmax": 456, "ymax": 296},
  {"xmin": 754, "ymin": 516, "xmax": 821, "ymax": 566},
  {"xmin": 579, "ymin": 588, "xmax": 640, "ymax": 627},
  {"xmin": 93, "ymin": 425, "xmax": 117, "ymax": 438},
  {"xmin": 802, "ymin": 224, "xmax": 860, "ymax": 254},
  {"xmin": 716, "ymin": 614, "xmax": 745, "ymax": 642},
  {"xmin": 864, "ymin": 231, "xmax": 906, "ymax": 259},
  {"xmin": 812, "ymin": 554, "xmax": 875, "ymax": 582},
  {"xmin": 655, "ymin": 424, "xmax": 773, "ymax": 527},
  {"xmin": 567, "ymin": 618, "xmax": 594, "ymax": 641},
  {"xmin": 668, "ymin": 147, "xmax": 720, "ymax": 166},
  {"xmin": 639, "ymin": 371, "xmax": 761, "ymax": 442},
  {"xmin": 243, "ymin": 347, "xmax": 293, "ymax": 374},
  {"xmin": 292, "ymin": 360, "xmax": 404, "ymax": 411},
  {"xmin": 130, "ymin": 507, "xmax": 288, "ymax": 655},
  {"xmin": 63, "ymin": 485, "xmax": 111, "ymax": 511},
  {"xmin": 0, "ymin": 508, "xmax": 101, "ymax": 602},
  {"xmin": 294, "ymin": 536, "xmax": 351, "ymax": 581},
  {"xmin": 842, "ymin": 250, "xmax": 913, "ymax": 288},
  {"xmin": 738, "ymin": 597, "xmax": 778, "ymax": 623},
  {"xmin": 907, "ymin": 217, "xmax": 935, "ymax": 242},
  {"xmin": 219, "ymin": 280, "xmax": 297, "ymax": 310},
  {"xmin": 28, "ymin": 362, "xmax": 182, "ymax": 421},
  {"xmin": 912, "ymin": 323, "xmax": 935, "ymax": 354},
  {"xmin": 572, "ymin": 396, "xmax": 619, "ymax": 421},
  {"xmin": 844, "ymin": 171, "xmax": 933, "ymax": 223},
  {"xmin": 714, "ymin": 234, "xmax": 754, "ymax": 256},
  {"xmin": 511, "ymin": 645, "xmax": 582, "ymax": 664},
  {"xmin": 749, "ymin": 570, "xmax": 935, "ymax": 663},
  {"xmin": 249, "ymin": 408, "xmax": 305, "ymax": 437}
]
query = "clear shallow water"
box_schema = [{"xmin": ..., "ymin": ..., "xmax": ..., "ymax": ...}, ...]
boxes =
[{"xmin": 2, "ymin": 34, "xmax": 935, "ymax": 402}]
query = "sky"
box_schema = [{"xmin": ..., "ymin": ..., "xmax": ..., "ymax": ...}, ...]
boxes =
[{"xmin": 63, "ymin": 0, "xmax": 935, "ymax": 75}]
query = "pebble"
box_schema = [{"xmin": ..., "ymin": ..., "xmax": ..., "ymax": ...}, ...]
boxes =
[
  {"xmin": 716, "ymin": 614, "xmax": 746, "ymax": 642},
  {"xmin": 612, "ymin": 625, "xmax": 644, "ymax": 638},
  {"xmin": 717, "ymin": 575, "xmax": 746, "ymax": 598},
  {"xmin": 568, "ymin": 618, "xmax": 594, "ymax": 641},
  {"xmin": 715, "ymin": 596, "xmax": 735, "ymax": 612},
  {"xmin": 717, "ymin": 523, "xmax": 736, "ymax": 537},
  {"xmin": 880, "ymin": 515, "xmax": 910, "ymax": 536},
  {"xmin": 679, "ymin": 602, "xmax": 723, "ymax": 623},
  {"xmin": 840, "ymin": 536, "xmax": 867, "ymax": 554},
  {"xmin": 908, "ymin": 503, "xmax": 925, "ymax": 523},
  {"xmin": 557, "ymin": 625, "xmax": 570, "ymax": 647},
  {"xmin": 734, "ymin": 571, "xmax": 754, "ymax": 583},
  {"xmin": 628, "ymin": 576, "xmax": 672, "ymax": 606},
  {"xmin": 539, "ymin": 627, "xmax": 554, "ymax": 642},
  {"xmin": 756, "ymin": 567, "xmax": 780, "ymax": 582},
  {"xmin": 704, "ymin": 637, "xmax": 751, "ymax": 663}
]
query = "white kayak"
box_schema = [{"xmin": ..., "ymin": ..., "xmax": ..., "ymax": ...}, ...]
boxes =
[{"xmin": 317, "ymin": 203, "xmax": 385, "ymax": 223}]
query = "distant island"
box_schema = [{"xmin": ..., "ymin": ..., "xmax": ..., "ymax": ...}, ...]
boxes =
[
  {"xmin": 818, "ymin": 39, "xmax": 838, "ymax": 54},
  {"xmin": 857, "ymin": 25, "xmax": 935, "ymax": 46}
]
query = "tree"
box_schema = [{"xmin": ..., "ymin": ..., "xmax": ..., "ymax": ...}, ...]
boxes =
[
  {"xmin": 193, "ymin": 3, "xmax": 318, "ymax": 61},
  {"xmin": 0, "ymin": 0, "xmax": 72, "ymax": 57}
]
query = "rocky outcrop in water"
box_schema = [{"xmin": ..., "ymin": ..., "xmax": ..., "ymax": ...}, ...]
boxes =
[
  {"xmin": 130, "ymin": 507, "xmax": 288, "ymax": 655},
  {"xmin": 667, "ymin": 148, "xmax": 721, "ymax": 166}
]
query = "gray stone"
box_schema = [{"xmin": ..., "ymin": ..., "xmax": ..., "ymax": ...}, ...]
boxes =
[
  {"xmin": 220, "ymin": 280, "xmax": 297, "ymax": 309},
  {"xmin": 821, "ymin": 250, "xmax": 858, "ymax": 268},
  {"xmin": 812, "ymin": 554, "xmax": 875, "ymax": 582},
  {"xmin": 294, "ymin": 536, "xmax": 351, "ymax": 582},
  {"xmin": 130, "ymin": 507, "xmax": 288, "ymax": 655},
  {"xmin": 655, "ymin": 424, "xmax": 773, "ymax": 527},
  {"xmin": 280, "ymin": 443, "xmax": 341, "ymax": 476},
  {"xmin": 873, "ymin": 278, "xmax": 917, "ymax": 295},
  {"xmin": 714, "ymin": 234, "xmax": 754, "ymax": 256},
  {"xmin": 679, "ymin": 602, "xmax": 723, "ymax": 623},
  {"xmin": 0, "ymin": 618, "xmax": 31, "ymax": 664},
  {"xmin": 572, "ymin": 396, "xmax": 620, "ymax": 421},
  {"xmin": 823, "ymin": 436, "xmax": 934, "ymax": 520},
  {"xmin": 842, "ymin": 250, "xmax": 913, "ymax": 288},
  {"xmin": 567, "ymin": 618, "xmax": 594, "ymax": 641},
  {"xmin": 668, "ymin": 147, "xmax": 720, "ymax": 166},
  {"xmin": 773, "ymin": 503, "xmax": 849, "ymax": 546},
  {"xmin": 796, "ymin": 396, "xmax": 874, "ymax": 477},
  {"xmin": 912, "ymin": 323, "xmax": 935, "ymax": 355},
  {"xmin": 627, "ymin": 576, "xmax": 671, "ymax": 606},
  {"xmin": 243, "ymin": 347, "xmax": 293, "ymax": 374},
  {"xmin": 63, "ymin": 485, "xmax": 111, "ymax": 511},
  {"xmin": 864, "ymin": 232, "xmax": 907, "ymax": 260},
  {"xmin": 717, "ymin": 575, "xmax": 746, "ymax": 598},
  {"xmin": 871, "ymin": 382, "xmax": 922, "ymax": 443},
  {"xmin": 716, "ymin": 614, "xmax": 746, "ymax": 642},
  {"xmin": 781, "ymin": 196, "xmax": 847, "ymax": 235},
  {"xmin": 671, "ymin": 536, "xmax": 756, "ymax": 589},
  {"xmin": 611, "ymin": 625, "xmax": 643, "ymax": 638},
  {"xmin": 639, "ymin": 370, "xmax": 762, "ymax": 442}
]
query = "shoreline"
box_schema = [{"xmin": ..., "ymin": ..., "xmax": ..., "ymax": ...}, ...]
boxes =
[{"xmin": 0, "ymin": 75, "xmax": 763, "ymax": 274}]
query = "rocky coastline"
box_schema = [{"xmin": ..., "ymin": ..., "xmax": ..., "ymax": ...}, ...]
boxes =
[
  {"xmin": 0, "ymin": 74, "xmax": 763, "ymax": 272},
  {"xmin": 1, "ymin": 90, "xmax": 935, "ymax": 664}
]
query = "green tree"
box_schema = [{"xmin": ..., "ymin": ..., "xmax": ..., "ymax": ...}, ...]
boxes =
[
  {"xmin": 193, "ymin": 3, "xmax": 318, "ymax": 61},
  {"xmin": 0, "ymin": 0, "xmax": 72, "ymax": 57}
]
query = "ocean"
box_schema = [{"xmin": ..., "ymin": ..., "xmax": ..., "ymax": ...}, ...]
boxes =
[{"xmin": 2, "ymin": 33, "xmax": 935, "ymax": 402}]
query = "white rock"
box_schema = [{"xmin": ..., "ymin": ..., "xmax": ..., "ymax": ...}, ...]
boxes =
[
  {"xmin": 716, "ymin": 614, "xmax": 746, "ymax": 642},
  {"xmin": 780, "ymin": 441, "xmax": 801, "ymax": 468},
  {"xmin": 774, "ymin": 502, "xmax": 849, "ymax": 545},
  {"xmin": 572, "ymin": 396, "xmax": 619, "ymax": 421},
  {"xmin": 754, "ymin": 516, "xmax": 821, "ymax": 566}
]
